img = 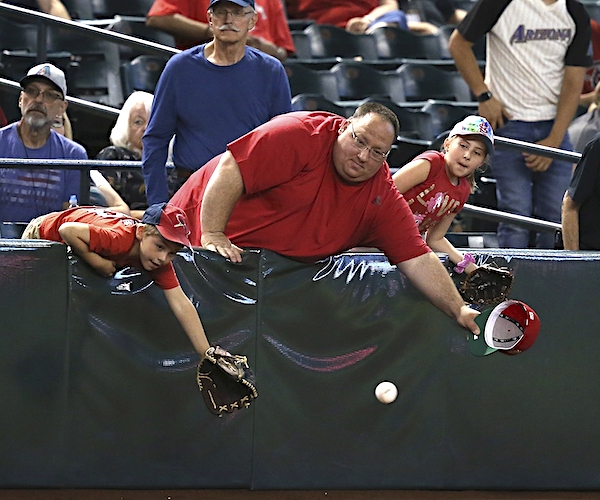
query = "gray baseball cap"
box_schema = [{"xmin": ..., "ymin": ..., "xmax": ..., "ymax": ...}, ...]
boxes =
[{"xmin": 20, "ymin": 63, "xmax": 67, "ymax": 98}]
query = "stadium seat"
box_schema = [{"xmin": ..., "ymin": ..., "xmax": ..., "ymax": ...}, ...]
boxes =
[
  {"xmin": 420, "ymin": 100, "xmax": 474, "ymax": 138},
  {"xmin": 121, "ymin": 54, "xmax": 168, "ymax": 95},
  {"xmin": 1, "ymin": 50, "xmax": 74, "ymax": 83},
  {"xmin": 46, "ymin": 29, "xmax": 124, "ymax": 106},
  {"xmin": 369, "ymin": 26, "xmax": 443, "ymax": 60},
  {"xmin": 437, "ymin": 24, "xmax": 486, "ymax": 61},
  {"xmin": 303, "ymin": 24, "xmax": 378, "ymax": 60},
  {"xmin": 284, "ymin": 61, "xmax": 340, "ymax": 101},
  {"xmin": 91, "ymin": 0, "xmax": 154, "ymax": 18},
  {"xmin": 386, "ymin": 136, "xmax": 430, "ymax": 168},
  {"xmin": 287, "ymin": 19, "xmax": 315, "ymax": 31},
  {"xmin": 290, "ymin": 31, "xmax": 312, "ymax": 59},
  {"xmin": 394, "ymin": 63, "xmax": 473, "ymax": 102},
  {"xmin": 330, "ymin": 61, "xmax": 400, "ymax": 101},
  {"xmin": 0, "ymin": 17, "xmax": 39, "ymax": 53},
  {"xmin": 108, "ymin": 18, "xmax": 175, "ymax": 61},
  {"xmin": 291, "ymin": 93, "xmax": 355, "ymax": 117}
]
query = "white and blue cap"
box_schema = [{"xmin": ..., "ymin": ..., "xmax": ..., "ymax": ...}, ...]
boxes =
[
  {"xmin": 20, "ymin": 63, "xmax": 67, "ymax": 98},
  {"xmin": 449, "ymin": 115, "xmax": 494, "ymax": 155},
  {"xmin": 209, "ymin": 0, "xmax": 255, "ymax": 8}
]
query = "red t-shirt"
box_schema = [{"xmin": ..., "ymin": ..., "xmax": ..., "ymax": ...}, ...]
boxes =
[
  {"xmin": 39, "ymin": 207, "xmax": 179, "ymax": 290},
  {"xmin": 285, "ymin": 0, "xmax": 379, "ymax": 28},
  {"xmin": 583, "ymin": 19, "xmax": 600, "ymax": 94},
  {"xmin": 401, "ymin": 150, "xmax": 471, "ymax": 234},
  {"xmin": 170, "ymin": 111, "xmax": 429, "ymax": 265},
  {"xmin": 147, "ymin": 0, "xmax": 295, "ymax": 52}
]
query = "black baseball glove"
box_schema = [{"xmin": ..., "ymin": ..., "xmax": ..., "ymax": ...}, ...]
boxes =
[
  {"xmin": 197, "ymin": 346, "xmax": 258, "ymax": 416},
  {"xmin": 458, "ymin": 264, "xmax": 514, "ymax": 308}
]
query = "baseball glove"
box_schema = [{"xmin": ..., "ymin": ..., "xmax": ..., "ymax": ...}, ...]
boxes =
[
  {"xmin": 458, "ymin": 264, "xmax": 514, "ymax": 308},
  {"xmin": 197, "ymin": 346, "xmax": 258, "ymax": 416}
]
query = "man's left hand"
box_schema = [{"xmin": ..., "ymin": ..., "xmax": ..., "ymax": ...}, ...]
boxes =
[{"xmin": 201, "ymin": 231, "xmax": 244, "ymax": 263}]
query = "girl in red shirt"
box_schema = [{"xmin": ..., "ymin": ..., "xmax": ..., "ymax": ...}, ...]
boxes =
[{"xmin": 392, "ymin": 115, "xmax": 494, "ymax": 275}]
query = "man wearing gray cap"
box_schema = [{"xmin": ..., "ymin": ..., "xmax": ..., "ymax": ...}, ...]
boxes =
[
  {"xmin": 142, "ymin": 0, "xmax": 292, "ymax": 206},
  {"xmin": 0, "ymin": 62, "xmax": 87, "ymax": 228}
]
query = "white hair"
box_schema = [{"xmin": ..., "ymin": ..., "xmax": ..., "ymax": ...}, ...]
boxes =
[{"xmin": 109, "ymin": 91, "xmax": 154, "ymax": 152}]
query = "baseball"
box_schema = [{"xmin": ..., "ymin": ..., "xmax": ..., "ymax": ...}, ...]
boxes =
[{"xmin": 375, "ymin": 381, "xmax": 398, "ymax": 404}]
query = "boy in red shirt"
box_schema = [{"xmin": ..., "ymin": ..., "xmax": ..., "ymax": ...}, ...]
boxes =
[{"xmin": 22, "ymin": 202, "xmax": 211, "ymax": 359}]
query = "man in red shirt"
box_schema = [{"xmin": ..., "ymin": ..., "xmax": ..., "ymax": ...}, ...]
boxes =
[
  {"xmin": 146, "ymin": 0, "xmax": 295, "ymax": 60},
  {"xmin": 170, "ymin": 102, "xmax": 480, "ymax": 335}
]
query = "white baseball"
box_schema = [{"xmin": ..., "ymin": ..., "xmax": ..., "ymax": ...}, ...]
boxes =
[{"xmin": 375, "ymin": 381, "xmax": 398, "ymax": 404}]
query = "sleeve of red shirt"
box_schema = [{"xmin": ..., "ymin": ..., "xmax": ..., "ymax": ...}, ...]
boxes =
[
  {"xmin": 88, "ymin": 226, "xmax": 135, "ymax": 257},
  {"xmin": 362, "ymin": 176, "xmax": 431, "ymax": 266},
  {"xmin": 147, "ymin": 0, "xmax": 186, "ymax": 18},
  {"xmin": 150, "ymin": 263, "xmax": 180, "ymax": 290}
]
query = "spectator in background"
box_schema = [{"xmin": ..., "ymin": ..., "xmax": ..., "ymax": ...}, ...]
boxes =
[
  {"xmin": 449, "ymin": 0, "xmax": 591, "ymax": 249},
  {"xmin": 97, "ymin": 91, "xmax": 154, "ymax": 217},
  {"xmin": 0, "ymin": 105, "xmax": 7, "ymax": 127},
  {"xmin": 284, "ymin": 0, "xmax": 404, "ymax": 33},
  {"xmin": 562, "ymin": 133, "xmax": 600, "ymax": 250},
  {"xmin": 146, "ymin": 0, "xmax": 295, "ymax": 60},
  {"xmin": 579, "ymin": 19, "xmax": 600, "ymax": 110},
  {"xmin": 142, "ymin": 0, "xmax": 292, "ymax": 206},
  {"xmin": 392, "ymin": 115, "xmax": 494, "ymax": 274},
  {"xmin": 54, "ymin": 112, "xmax": 132, "ymax": 216},
  {"xmin": 283, "ymin": 0, "xmax": 463, "ymax": 35},
  {"xmin": 1, "ymin": 0, "xmax": 71, "ymax": 19},
  {"xmin": 398, "ymin": 0, "xmax": 466, "ymax": 34},
  {"xmin": 0, "ymin": 63, "xmax": 86, "ymax": 224}
]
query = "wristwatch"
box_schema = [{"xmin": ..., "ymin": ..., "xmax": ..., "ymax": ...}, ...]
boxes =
[{"xmin": 477, "ymin": 90, "xmax": 493, "ymax": 103}]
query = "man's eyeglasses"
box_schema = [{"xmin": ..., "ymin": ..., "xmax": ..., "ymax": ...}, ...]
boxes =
[
  {"xmin": 349, "ymin": 122, "xmax": 390, "ymax": 162},
  {"xmin": 210, "ymin": 7, "xmax": 253, "ymax": 20},
  {"xmin": 23, "ymin": 86, "xmax": 63, "ymax": 103}
]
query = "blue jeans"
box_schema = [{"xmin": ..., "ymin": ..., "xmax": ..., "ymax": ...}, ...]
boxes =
[{"xmin": 491, "ymin": 120, "xmax": 573, "ymax": 249}]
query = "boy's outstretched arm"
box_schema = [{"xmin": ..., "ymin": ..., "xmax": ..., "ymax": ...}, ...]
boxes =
[
  {"xmin": 58, "ymin": 222, "xmax": 117, "ymax": 277},
  {"xmin": 163, "ymin": 286, "xmax": 211, "ymax": 358}
]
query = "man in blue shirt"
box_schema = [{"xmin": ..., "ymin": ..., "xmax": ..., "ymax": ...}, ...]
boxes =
[
  {"xmin": 0, "ymin": 63, "xmax": 86, "ymax": 225},
  {"xmin": 142, "ymin": 0, "xmax": 292, "ymax": 205}
]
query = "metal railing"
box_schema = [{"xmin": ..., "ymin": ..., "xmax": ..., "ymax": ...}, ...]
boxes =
[{"xmin": 0, "ymin": 138, "xmax": 575, "ymax": 232}]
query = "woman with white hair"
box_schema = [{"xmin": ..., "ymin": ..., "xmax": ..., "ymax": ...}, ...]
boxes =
[{"xmin": 97, "ymin": 91, "xmax": 154, "ymax": 216}]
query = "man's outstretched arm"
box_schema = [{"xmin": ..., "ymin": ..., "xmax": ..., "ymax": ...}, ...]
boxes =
[
  {"xmin": 397, "ymin": 251, "xmax": 480, "ymax": 335},
  {"xmin": 200, "ymin": 151, "xmax": 245, "ymax": 262}
]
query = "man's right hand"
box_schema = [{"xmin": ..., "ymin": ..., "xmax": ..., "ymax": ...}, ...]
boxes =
[
  {"xmin": 201, "ymin": 231, "xmax": 244, "ymax": 263},
  {"xmin": 479, "ymin": 97, "xmax": 511, "ymax": 130}
]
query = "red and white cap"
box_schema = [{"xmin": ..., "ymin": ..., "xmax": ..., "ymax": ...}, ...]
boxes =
[
  {"xmin": 470, "ymin": 300, "xmax": 541, "ymax": 356},
  {"xmin": 142, "ymin": 202, "xmax": 192, "ymax": 250}
]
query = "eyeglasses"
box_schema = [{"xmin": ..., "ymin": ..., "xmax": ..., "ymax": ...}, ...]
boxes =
[
  {"xmin": 210, "ymin": 7, "xmax": 253, "ymax": 20},
  {"xmin": 349, "ymin": 122, "xmax": 390, "ymax": 162},
  {"xmin": 23, "ymin": 86, "xmax": 63, "ymax": 103}
]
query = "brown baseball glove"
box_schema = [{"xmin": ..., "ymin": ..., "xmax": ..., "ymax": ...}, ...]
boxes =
[
  {"xmin": 458, "ymin": 264, "xmax": 514, "ymax": 308},
  {"xmin": 197, "ymin": 346, "xmax": 258, "ymax": 416}
]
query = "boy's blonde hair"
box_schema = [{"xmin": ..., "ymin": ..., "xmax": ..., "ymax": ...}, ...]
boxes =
[{"xmin": 141, "ymin": 224, "xmax": 184, "ymax": 250}]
